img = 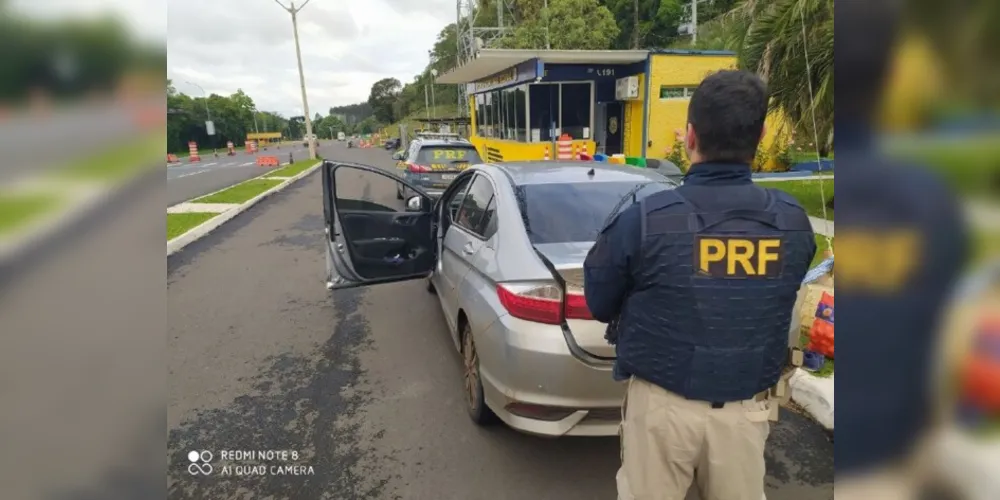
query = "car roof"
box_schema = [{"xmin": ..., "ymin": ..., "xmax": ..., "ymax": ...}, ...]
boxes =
[
  {"xmin": 414, "ymin": 138, "xmax": 473, "ymax": 147},
  {"xmin": 490, "ymin": 161, "xmax": 671, "ymax": 186}
]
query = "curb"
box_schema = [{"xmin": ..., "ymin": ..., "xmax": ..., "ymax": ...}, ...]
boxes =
[{"xmin": 166, "ymin": 160, "xmax": 322, "ymax": 256}]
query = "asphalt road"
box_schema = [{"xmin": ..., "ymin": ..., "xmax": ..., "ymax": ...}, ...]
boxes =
[
  {"xmin": 167, "ymin": 142, "xmax": 340, "ymax": 206},
  {"xmin": 167, "ymin": 143, "xmax": 833, "ymax": 500}
]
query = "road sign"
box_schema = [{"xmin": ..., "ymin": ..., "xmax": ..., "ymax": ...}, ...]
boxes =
[{"xmin": 206, "ymin": 120, "xmax": 216, "ymax": 135}]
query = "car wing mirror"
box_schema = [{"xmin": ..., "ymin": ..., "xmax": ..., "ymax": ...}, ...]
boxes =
[{"xmin": 405, "ymin": 195, "xmax": 428, "ymax": 212}]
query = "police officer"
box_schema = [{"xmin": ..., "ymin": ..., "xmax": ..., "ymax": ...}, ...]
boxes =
[{"xmin": 583, "ymin": 70, "xmax": 816, "ymax": 500}]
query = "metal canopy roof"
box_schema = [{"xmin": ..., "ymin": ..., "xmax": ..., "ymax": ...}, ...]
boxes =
[{"xmin": 436, "ymin": 49, "xmax": 649, "ymax": 85}]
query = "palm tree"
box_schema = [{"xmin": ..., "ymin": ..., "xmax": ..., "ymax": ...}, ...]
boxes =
[{"xmin": 724, "ymin": 0, "xmax": 834, "ymax": 156}]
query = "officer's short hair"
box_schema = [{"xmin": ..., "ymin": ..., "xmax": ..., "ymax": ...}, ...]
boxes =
[{"xmin": 687, "ymin": 70, "xmax": 768, "ymax": 163}]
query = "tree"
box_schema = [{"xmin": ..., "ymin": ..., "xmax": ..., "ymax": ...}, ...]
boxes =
[
  {"xmin": 367, "ymin": 78, "xmax": 403, "ymax": 124},
  {"xmin": 501, "ymin": 0, "xmax": 619, "ymax": 50},
  {"xmin": 725, "ymin": 0, "xmax": 834, "ymax": 155}
]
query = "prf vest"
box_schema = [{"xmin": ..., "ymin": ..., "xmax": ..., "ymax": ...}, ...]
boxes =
[{"xmin": 615, "ymin": 187, "xmax": 815, "ymax": 402}]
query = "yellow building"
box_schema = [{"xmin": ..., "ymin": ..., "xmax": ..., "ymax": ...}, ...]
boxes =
[{"xmin": 436, "ymin": 49, "xmax": 782, "ymax": 163}]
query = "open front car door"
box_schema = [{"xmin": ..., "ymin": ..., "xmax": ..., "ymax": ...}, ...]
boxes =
[{"xmin": 322, "ymin": 161, "xmax": 437, "ymax": 289}]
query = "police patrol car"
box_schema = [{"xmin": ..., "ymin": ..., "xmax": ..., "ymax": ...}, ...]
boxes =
[{"xmin": 392, "ymin": 135, "xmax": 481, "ymax": 200}]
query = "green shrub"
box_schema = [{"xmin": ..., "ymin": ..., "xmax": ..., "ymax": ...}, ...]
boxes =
[{"xmin": 665, "ymin": 139, "xmax": 689, "ymax": 171}]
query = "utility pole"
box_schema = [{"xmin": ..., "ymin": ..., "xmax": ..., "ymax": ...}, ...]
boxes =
[
  {"xmin": 274, "ymin": 0, "xmax": 316, "ymax": 159},
  {"xmin": 691, "ymin": 0, "xmax": 699, "ymax": 45},
  {"xmin": 543, "ymin": 0, "xmax": 551, "ymax": 49},
  {"xmin": 430, "ymin": 69, "xmax": 438, "ymax": 119},
  {"xmin": 424, "ymin": 83, "xmax": 431, "ymax": 121},
  {"xmin": 633, "ymin": 0, "xmax": 640, "ymax": 49}
]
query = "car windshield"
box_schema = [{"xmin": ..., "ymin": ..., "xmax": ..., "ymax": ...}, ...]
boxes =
[
  {"xmin": 414, "ymin": 146, "xmax": 481, "ymax": 166},
  {"xmin": 518, "ymin": 181, "xmax": 673, "ymax": 244}
]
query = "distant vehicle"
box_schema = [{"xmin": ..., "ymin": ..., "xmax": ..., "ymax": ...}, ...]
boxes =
[
  {"xmin": 392, "ymin": 137, "xmax": 479, "ymax": 200},
  {"xmin": 322, "ymin": 161, "xmax": 679, "ymax": 436},
  {"xmin": 383, "ymin": 138, "xmax": 401, "ymax": 151},
  {"xmin": 337, "ymin": 132, "xmax": 346, "ymax": 141}
]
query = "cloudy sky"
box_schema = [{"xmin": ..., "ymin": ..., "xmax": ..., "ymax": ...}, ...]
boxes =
[
  {"xmin": 8, "ymin": 0, "xmax": 456, "ymax": 116},
  {"xmin": 166, "ymin": 0, "xmax": 455, "ymax": 117}
]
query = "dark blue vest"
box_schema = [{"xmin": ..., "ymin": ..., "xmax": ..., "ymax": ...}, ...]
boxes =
[{"xmin": 615, "ymin": 184, "xmax": 815, "ymax": 402}]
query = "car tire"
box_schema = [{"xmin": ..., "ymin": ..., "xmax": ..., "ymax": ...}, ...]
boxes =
[{"xmin": 462, "ymin": 322, "xmax": 498, "ymax": 425}]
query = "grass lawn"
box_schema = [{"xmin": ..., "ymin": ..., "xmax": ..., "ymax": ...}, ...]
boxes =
[
  {"xmin": 0, "ymin": 193, "xmax": 62, "ymax": 235},
  {"xmin": 973, "ymin": 230, "xmax": 1000, "ymax": 264},
  {"xmin": 63, "ymin": 133, "xmax": 163, "ymax": 182},
  {"xmin": 167, "ymin": 213, "xmax": 217, "ymax": 241},
  {"xmin": 192, "ymin": 179, "xmax": 283, "ymax": 204},
  {"xmin": 756, "ymin": 179, "xmax": 834, "ymax": 220},
  {"xmin": 886, "ymin": 133, "xmax": 1000, "ymax": 198},
  {"xmin": 812, "ymin": 235, "xmax": 835, "ymax": 267},
  {"xmin": 264, "ymin": 159, "xmax": 321, "ymax": 178}
]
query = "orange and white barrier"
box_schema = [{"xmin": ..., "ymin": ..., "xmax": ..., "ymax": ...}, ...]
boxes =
[
  {"xmin": 167, "ymin": 154, "xmax": 179, "ymax": 163},
  {"xmin": 188, "ymin": 141, "xmax": 200, "ymax": 162},
  {"xmin": 256, "ymin": 155, "xmax": 279, "ymax": 167},
  {"xmin": 556, "ymin": 134, "xmax": 573, "ymax": 160},
  {"xmin": 578, "ymin": 142, "xmax": 589, "ymax": 159},
  {"xmin": 245, "ymin": 140, "xmax": 258, "ymax": 154},
  {"xmin": 227, "ymin": 141, "xmax": 235, "ymax": 156}
]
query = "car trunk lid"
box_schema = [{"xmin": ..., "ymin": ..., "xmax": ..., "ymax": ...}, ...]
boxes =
[{"xmin": 534, "ymin": 242, "xmax": 615, "ymax": 359}]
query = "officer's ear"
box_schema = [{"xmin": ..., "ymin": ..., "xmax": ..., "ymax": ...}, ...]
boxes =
[{"xmin": 685, "ymin": 123, "xmax": 697, "ymax": 152}]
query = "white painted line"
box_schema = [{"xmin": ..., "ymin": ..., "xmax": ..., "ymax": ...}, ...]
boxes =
[
  {"xmin": 167, "ymin": 160, "xmax": 323, "ymax": 255},
  {"xmin": 202, "ymin": 162, "xmax": 218, "ymax": 167},
  {"xmin": 177, "ymin": 171, "xmax": 205, "ymax": 178},
  {"xmin": 239, "ymin": 162, "xmax": 254, "ymax": 166}
]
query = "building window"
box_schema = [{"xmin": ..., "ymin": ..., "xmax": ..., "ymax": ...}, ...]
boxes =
[
  {"xmin": 512, "ymin": 85, "xmax": 527, "ymax": 141},
  {"xmin": 529, "ymin": 84, "xmax": 557, "ymax": 142},
  {"xmin": 475, "ymin": 93, "xmax": 485, "ymax": 134},
  {"xmin": 659, "ymin": 86, "xmax": 697, "ymax": 99},
  {"xmin": 560, "ymin": 82, "xmax": 591, "ymax": 140}
]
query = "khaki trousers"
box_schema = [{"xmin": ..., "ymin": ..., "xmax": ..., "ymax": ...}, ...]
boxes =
[{"xmin": 617, "ymin": 377, "xmax": 772, "ymax": 500}]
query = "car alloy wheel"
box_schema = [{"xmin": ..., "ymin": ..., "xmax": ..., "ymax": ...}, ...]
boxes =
[{"xmin": 461, "ymin": 323, "xmax": 496, "ymax": 425}]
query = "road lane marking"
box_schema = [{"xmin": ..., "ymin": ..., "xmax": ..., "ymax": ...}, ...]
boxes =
[
  {"xmin": 177, "ymin": 171, "xmax": 206, "ymax": 178},
  {"xmin": 239, "ymin": 162, "xmax": 254, "ymax": 166},
  {"xmin": 202, "ymin": 162, "xmax": 218, "ymax": 167}
]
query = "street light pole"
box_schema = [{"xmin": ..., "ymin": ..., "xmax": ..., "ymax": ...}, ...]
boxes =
[
  {"xmin": 430, "ymin": 69, "xmax": 438, "ymax": 120},
  {"xmin": 424, "ymin": 83, "xmax": 430, "ymax": 122},
  {"xmin": 274, "ymin": 0, "xmax": 316, "ymax": 159},
  {"xmin": 186, "ymin": 80, "xmax": 215, "ymax": 150}
]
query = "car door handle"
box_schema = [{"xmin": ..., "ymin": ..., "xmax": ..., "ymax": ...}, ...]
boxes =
[{"xmin": 462, "ymin": 242, "xmax": 475, "ymax": 255}]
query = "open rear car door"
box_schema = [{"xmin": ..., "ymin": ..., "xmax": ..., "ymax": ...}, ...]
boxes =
[{"xmin": 322, "ymin": 161, "xmax": 437, "ymax": 289}]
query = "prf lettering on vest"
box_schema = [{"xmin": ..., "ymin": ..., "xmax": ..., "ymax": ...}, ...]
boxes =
[
  {"xmin": 694, "ymin": 235, "xmax": 784, "ymax": 278},
  {"xmin": 835, "ymin": 229, "xmax": 920, "ymax": 292}
]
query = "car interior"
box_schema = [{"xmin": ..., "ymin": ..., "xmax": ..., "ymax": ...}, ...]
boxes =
[{"xmin": 331, "ymin": 168, "xmax": 436, "ymax": 280}]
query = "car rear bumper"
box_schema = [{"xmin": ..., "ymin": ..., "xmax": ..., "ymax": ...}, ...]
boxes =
[{"xmin": 476, "ymin": 314, "xmax": 623, "ymax": 437}]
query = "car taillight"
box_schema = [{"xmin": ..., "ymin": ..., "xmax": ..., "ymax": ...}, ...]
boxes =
[
  {"xmin": 407, "ymin": 163, "xmax": 431, "ymax": 173},
  {"xmin": 497, "ymin": 283, "xmax": 563, "ymax": 324},
  {"xmin": 563, "ymin": 287, "xmax": 593, "ymax": 320},
  {"xmin": 496, "ymin": 283, "xmax": 593, "ymax": 324}
]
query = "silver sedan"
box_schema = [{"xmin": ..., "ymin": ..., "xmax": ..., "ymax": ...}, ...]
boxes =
[{"xmin": 323, "ymin": 160, "xmax": 677, "ymax": 436}]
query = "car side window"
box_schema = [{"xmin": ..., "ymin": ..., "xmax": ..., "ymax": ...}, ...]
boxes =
[
  {"xmin": 480, "ymin": 196, "xmax": 498, "ymax": 239},
  {"xmin": 443, "ymin": 174, "xmax": 474, "ymax": 221},
  {"xmin": 455, "ymin": 175, "xmax": 496, "ymax": 238}
]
